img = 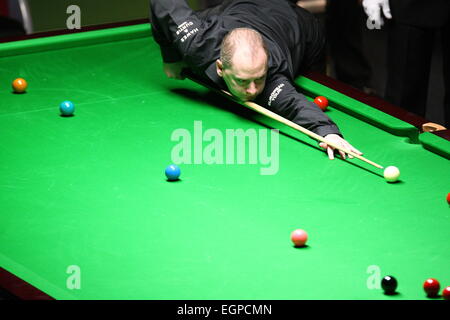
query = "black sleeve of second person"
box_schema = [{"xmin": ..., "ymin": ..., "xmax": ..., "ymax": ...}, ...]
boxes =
[{"xmin": 255, "ymin": 74, "xmax": 342, "ymax": 138}]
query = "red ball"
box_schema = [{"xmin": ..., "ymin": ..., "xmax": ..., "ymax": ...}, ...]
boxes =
[
  {"xmin": 423, "ymin": 278, "xmax": 440, "ymax": 297},
  {"xmin": 291, "ymin": 229, "xmax": 308, "ymax": 247},
  {"xmin": 443, "ymin": 286, "xmax": 450, "ymax": 300},
  {"xmin": 314, "ymin": 96, "xmax": 328, "ymax": 111},
  {"xmin": 446, "ymin": 192, "xmax": 450, "ymax": 205}
]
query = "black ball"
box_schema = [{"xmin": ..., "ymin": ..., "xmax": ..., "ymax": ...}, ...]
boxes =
[{"xmin": 381, "ymin": 275, "xmax": 398, "ymax": 294}]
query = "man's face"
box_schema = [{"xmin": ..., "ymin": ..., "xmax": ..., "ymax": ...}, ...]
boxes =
[{"xmin": 216, "ymin": 49, "xmax": 268, "ymax": 102}]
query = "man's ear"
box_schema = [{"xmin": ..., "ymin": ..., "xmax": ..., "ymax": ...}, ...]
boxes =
[{"xmin": 216, "ymin": 59, "xmax": 223, "ymax": 78}]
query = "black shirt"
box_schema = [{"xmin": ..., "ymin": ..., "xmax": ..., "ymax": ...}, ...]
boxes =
[{"xmin": 149, "ymin": 0, "xmax": 341, "ymax": 137}]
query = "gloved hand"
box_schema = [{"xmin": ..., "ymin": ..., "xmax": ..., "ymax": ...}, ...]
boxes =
[{"xmin": 362, "ymin": 0, "xmax": 392, "ymax": 28}]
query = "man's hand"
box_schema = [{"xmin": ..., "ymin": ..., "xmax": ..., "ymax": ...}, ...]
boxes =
[
  {"xmin": 163, "ymin": 61, "xmax": 187, "ymax": 80},
  {"xmin": 362, "ymin": 0, "xmax": 392, "ymax": 27},
  {"xmin": 320, "ymin": 134, "xmax": 363, "ymax": 160}
]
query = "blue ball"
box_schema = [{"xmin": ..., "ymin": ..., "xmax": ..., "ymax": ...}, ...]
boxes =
[
  {"xmin": 60, "ymin": 101, "xmax": 75, "ymax": 116},
  {"xmin": 165, "ymin": 164, "xmax": 180, "ymax": 181}
]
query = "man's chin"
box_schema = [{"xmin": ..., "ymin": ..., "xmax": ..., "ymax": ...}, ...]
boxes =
[
  {"xmin": 231, "ymin": 92, "xmax": 256, "ymax": 102},
  {"xmin": 242, "ymin": 96, "xmax": 256, "ymax": 102}
]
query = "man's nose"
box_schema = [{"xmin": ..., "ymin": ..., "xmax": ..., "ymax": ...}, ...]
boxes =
[{"xmin": 246, "ymin": 82, "xmax": 257, "ymax": 94}]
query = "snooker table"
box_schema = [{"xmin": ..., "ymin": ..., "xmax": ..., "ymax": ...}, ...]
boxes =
[{"xmin": 0, "ymin": 22, "xmax": 449, "ymax": 301}]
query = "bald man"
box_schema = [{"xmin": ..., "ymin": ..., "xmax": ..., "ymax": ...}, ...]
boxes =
[{"xmin": 150, "ymin": 0, "xmax": 362, "ymax": 159}]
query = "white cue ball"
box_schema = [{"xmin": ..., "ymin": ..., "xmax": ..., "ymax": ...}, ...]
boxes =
[{"xmin": 384, "ymin": 166, "xmax": 400, "ymax": 182}]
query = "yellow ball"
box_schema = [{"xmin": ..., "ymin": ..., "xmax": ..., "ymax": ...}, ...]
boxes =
[
  {"xmin": 384, "ymin": 166, "xmax": 400, "ymax": 182},
  {"xmin": 12, "ymin": 78, "xmax": 28, "ymax": 93}
]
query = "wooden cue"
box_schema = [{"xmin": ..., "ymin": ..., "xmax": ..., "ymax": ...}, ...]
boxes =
[{"xmin": 184, "ymin": 72, "xmax": 384, "ymax": 169}]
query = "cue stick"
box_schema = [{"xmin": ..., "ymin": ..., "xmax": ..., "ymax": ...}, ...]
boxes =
[{"xmin": 182, "ymin": 71, "xmax": 384, "ymax": 169}]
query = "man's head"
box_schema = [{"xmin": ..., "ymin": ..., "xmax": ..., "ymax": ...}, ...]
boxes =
[{"xmin": 216, "ymin": 28, "xmax": 269, "ymax": 102}]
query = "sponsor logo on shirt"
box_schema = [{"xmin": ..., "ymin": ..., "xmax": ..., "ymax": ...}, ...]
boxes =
[
  {"xmin": 176, "ymin": 21, "xmax": 194, "ymax": 35},
  {"xmin": 176, "ymin": 21, "xmax": 199, "ymax": 43},
  {"xmin": 268, "ymin": 83, "xmax": 284, "ymax": 106}
]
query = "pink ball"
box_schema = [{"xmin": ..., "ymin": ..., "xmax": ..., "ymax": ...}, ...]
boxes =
[{"xmin": 291, "ymin": 229, "xmax": 308, "ymax": 247}]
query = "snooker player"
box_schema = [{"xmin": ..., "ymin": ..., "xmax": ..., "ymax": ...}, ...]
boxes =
[{"xmin": 149, "ymin": 0, "xmax": 363, "ymax": 160}]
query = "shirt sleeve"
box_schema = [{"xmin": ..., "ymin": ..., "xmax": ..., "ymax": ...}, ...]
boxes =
[
  {"xmin": 149, "ymin": 0, "xmax": 193, "ymax": 63},
  {"xmin": 149, "ymin": 0, "xmax": 216, "ymax": 66},
  {"xmin": 254, "ymin": 73, "xmax": 342, "ymax": 138}
]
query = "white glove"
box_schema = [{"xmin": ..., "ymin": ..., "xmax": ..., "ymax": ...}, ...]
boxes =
[{"xmin": 362, "ymin": 0, "xmax": 392, "ymax": 28}]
